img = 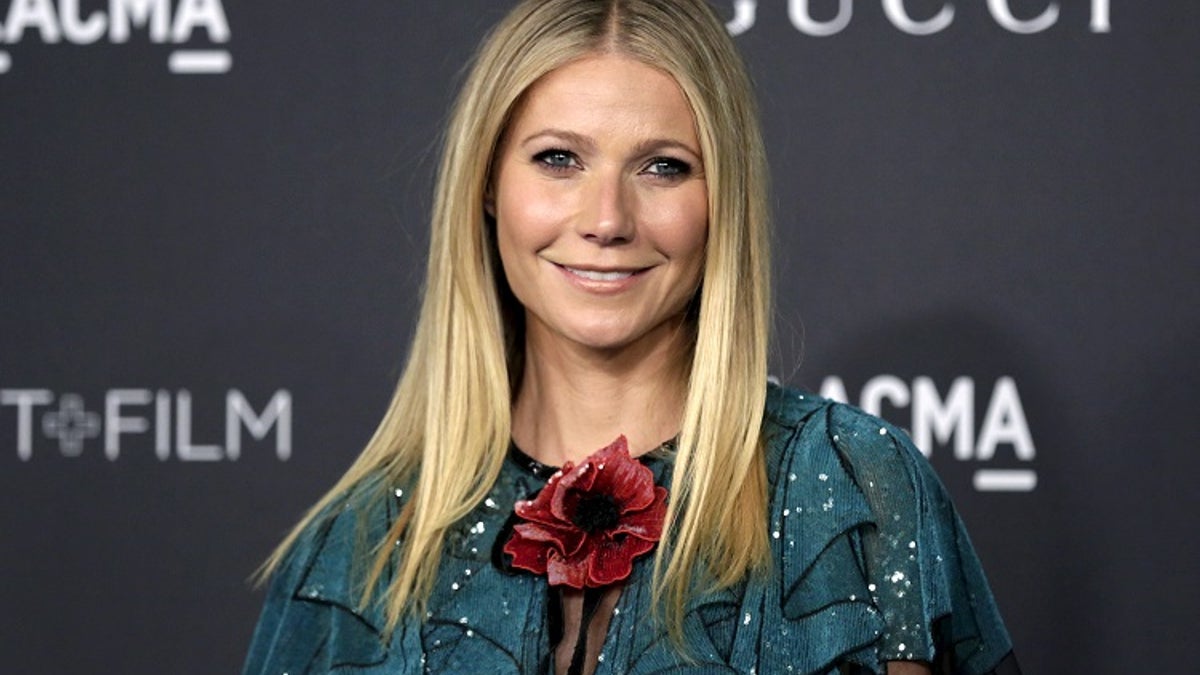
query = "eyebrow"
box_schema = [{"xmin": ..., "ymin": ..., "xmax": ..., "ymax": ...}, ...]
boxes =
[
  {"xmin": 521, "ymin": 128, "xmax": 594, "ymax": 151},
  {"xmin": 520, "ymin": 128, "xmax": 702, "ymax": 160}
]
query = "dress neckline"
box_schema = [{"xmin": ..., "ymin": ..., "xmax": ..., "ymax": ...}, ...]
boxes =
[
  {"xmin": 506, "ymin": 441, "xmax": 560, "ymax": 479},
  {"xmin": 507, "ymin": 437, "xmax": 678, "ymax": 480}
]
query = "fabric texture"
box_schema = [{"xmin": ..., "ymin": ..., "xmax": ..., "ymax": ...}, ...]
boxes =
[{"xmin": 242, "ymin": 384, "xmax": 1019, "ymax": 674}]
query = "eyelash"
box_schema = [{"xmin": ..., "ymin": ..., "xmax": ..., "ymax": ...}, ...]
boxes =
[
  {"xmin": 643, "ymin": 157, "xmax": 692, "ymax": 178},
  {"xmin": 531, "ymin": 149, "xmax": 693, "ymax": 180},
  {"xmin": 532, "ymin": 149, "xmax": 578, "ymax": 171}
]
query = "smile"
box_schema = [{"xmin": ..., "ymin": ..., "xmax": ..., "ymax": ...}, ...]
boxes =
[
  {"xmin": 551, "ymin": 262, "xmax": 650, "ymax": 293},
  {"xmin": 562, "ymin": 267, "xmax": 636, "ymax": 281}
]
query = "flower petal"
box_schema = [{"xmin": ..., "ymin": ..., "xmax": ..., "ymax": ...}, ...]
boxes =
[
  {"xmin": 514, "ymin": 496, "xmax": 561, "ymax": 528},
  {"xmin": 612, "ymin": 486, "xmax": 668, "ymax": 540},
  {"xmin": 587, "ymin": 534, "xmax": 656, "ymax": 586},
  {"xmin": 511, "ymin": 521, "xmax": 588, "ymax": 557},
  {"xmin": 588, "ymin": 437, "xmax": 656, "ymax": 510},
  {"xmin": 515, "ymin": 468, "xmax": 570, "ymax": 526},
  {"xmin": 503, "ymin": 527, "xmax": 551, "ymax": 576},
  {"xmin": 546, "ymin": 549, "xmax": 589, "ymax": 589}
]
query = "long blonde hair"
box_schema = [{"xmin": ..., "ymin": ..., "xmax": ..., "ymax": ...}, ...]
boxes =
[{"xmin": 261, "ymin": 0, "xmax": 771, "ymax": 640}]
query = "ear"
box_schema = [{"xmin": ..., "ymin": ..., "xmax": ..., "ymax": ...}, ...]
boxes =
[{"xmin": 484, "ymin": 183, "xmax": 496, "ymax": 217}]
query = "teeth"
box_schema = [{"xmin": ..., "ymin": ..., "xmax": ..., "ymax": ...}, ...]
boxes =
[{"xmin": 565, "ymin": 267, "xmax": 634, "ymax": 281}]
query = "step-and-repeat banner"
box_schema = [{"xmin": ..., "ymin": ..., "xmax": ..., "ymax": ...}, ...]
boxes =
[{"xmin": 2, "ymin": 2, "xmax": 1196, "ymax": 672}]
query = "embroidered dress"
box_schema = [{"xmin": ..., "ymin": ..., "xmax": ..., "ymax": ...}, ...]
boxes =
[{"xmin": 243, "ymin": 385, "xmax": 1019, "ymax": 674}]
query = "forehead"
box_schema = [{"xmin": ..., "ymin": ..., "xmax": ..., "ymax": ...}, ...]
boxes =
[{"xmin": 505, "ymin": 53, "xmax": 700, "ymax": 146}]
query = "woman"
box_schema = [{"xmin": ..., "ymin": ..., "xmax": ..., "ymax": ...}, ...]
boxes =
[{"xmin": 243, "ymin": 1, "xmax": 1019, "ymax": 673}]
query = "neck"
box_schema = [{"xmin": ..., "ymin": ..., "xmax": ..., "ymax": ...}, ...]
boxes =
[{"xmin": 511, "ymin": 322, "xmax": 692, "ymax": 467}]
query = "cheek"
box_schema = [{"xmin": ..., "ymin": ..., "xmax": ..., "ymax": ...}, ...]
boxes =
[
  {"xmin": 494, "ymin": 176, "xmax": 566, "ymax": 260},
  {"xmin": 654, "ymin": 190, "xmax": 709, "ymax": 272},
  {"xmin": 494, "ymin": 193, "xmax": 569, "ymax": 309}
]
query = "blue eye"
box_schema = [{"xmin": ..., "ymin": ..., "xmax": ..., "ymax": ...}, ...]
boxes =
[
  {"xmin": 533, "ymin": 149, "xmax": 577, "ymax": 170},
  {"xmin": 644, "ymin": 157, "xmax": 691, "ymax": 178}
]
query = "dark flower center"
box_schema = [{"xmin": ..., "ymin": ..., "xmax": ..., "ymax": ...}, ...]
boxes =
[{"xmin": 571, "ymin": 493, "xmax": 621, "ymax": 532}]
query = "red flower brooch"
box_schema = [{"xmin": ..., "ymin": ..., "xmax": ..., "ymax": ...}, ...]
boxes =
[{"xmin": 503, "ymin": 435, "xmax": 668, "ymax": 589}]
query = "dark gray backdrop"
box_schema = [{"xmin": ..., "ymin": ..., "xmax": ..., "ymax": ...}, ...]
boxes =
[{"xmin": 2, "ymin": 1, "xmax": 1196, "ymax": 673}]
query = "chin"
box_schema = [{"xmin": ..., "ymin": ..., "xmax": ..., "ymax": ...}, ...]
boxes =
[
  {"xmin": 526, "ymin": 305, "xmax": 692, "ymax": 354},
  {"xmin": 559, "ymin": 316, "xmax": 688, "ymax": 354},
  {"xmin": 563, "ymin": 327, "xmax": 642, "ymax": 352}
]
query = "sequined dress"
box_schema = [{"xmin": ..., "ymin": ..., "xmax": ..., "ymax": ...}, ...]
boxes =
[{"xmin": 243, "ymin": 385, "xmax": 1020, "ymax": 674}]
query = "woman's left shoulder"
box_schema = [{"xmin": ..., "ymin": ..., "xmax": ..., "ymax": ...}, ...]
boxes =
[
  {"xmin": 762, "ymin": 382, "xmax": 963, "ymax": 524},
  {"xmin": 763, "ymin": 382, "xmax": 931, "ymax": 483},
  {"xmin": 759, "ymin": 383, "xmax": 1019, "ymax": 673}
]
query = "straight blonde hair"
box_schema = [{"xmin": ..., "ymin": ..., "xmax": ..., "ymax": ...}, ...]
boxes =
[{"xmin": 260, "ymin": 0, "xmax": 772, "ymax": 642}]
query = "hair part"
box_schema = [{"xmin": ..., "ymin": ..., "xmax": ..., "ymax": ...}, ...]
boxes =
[{"xmin": 258, "ymin": 0, "xmax": 772, "ymax": 646}]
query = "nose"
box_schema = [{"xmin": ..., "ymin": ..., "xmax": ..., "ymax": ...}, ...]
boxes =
[{"xmin": 576, "ymin": 170, "xmax": 634, "ymax": 245}]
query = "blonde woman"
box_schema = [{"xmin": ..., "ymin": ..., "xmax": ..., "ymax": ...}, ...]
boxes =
[{"xmin": 243, "ymin": 1, "xmax": 1019, "ymax": 673}]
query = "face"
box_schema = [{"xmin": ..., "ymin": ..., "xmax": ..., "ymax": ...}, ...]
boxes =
[{"xmin": 490, "ymin": 54, "xmax": 708, "ymax": 355}]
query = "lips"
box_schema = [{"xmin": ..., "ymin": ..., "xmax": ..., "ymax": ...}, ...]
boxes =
[
  {"xmin": 551, "ymin": 262, "xmax": 650, "ymax": 293},
  {"xmin": 562, "ymin": 266, "xmax": 636, "ymax": 281}
]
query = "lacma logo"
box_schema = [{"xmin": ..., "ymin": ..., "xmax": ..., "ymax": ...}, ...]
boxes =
[
  {"xmin": 818, "ymin": 375, "xmax": 1038, "ymax": 493},
  {"xmin": 1, "ymin": 388, "xmax": 291, "ymax": 461},
  {"xmin": 725, "ymin": 0, "xmax": 1111, "ymax": 36},
  {"xmin": 0, "ymin": 0, "xmax": 231, "ymax": 75}
]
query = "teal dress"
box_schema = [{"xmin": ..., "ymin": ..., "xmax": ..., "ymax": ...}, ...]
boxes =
[{"xmin": 243, "ymin": 385, "xmax": 1019, "ymax": 674}]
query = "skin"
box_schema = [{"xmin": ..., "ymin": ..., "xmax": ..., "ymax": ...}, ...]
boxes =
[
  {"xmin": 889, "ymin": 662, "xmax": 932, "ymax": 675},
  {"xmin": 489, "ymin": 51, "xmax": 933, "ymax": 675},
  {"xmin": 490, "ymin": 53, "xmax": 707, "ymax": 467}
]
